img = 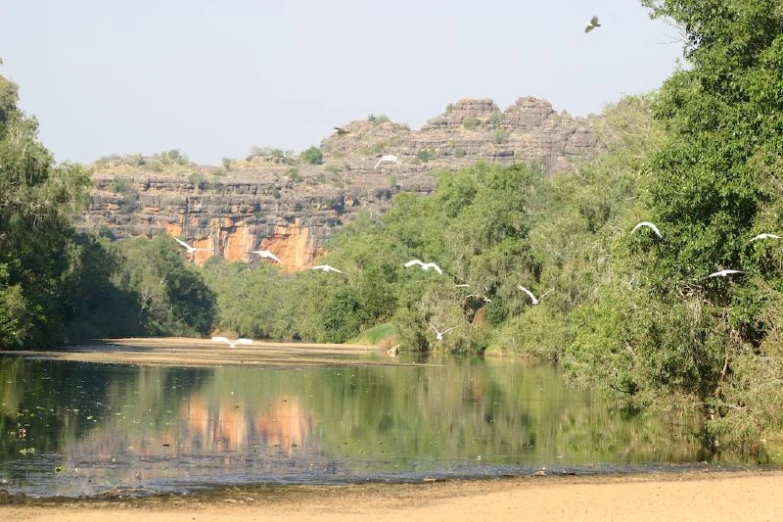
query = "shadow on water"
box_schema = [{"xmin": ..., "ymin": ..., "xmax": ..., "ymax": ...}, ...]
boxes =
[{"xmin": 0, "ymin": 353, "xmax": 755, "ymax": 498}]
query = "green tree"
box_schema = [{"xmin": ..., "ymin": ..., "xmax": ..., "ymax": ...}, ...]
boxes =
[
  {"xmin": 300, "ymin": 146, "xmax": 323, "ymax": 165},
  {"xmin": 117, "ymin": 236, "xmax": 216, "ymax": 336},
  {"xmin": 0, "ymin": 73, "xmax": 91, "ymax": 348},
  {"xmin": 566, "ymin": 0, "xmax": 783, "ymax": 452}
]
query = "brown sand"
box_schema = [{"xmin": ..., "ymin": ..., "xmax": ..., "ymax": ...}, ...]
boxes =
[
  {"xmin": 0, "ymin": 337, "xmax": 405, "ymax": 368},
  {"xmin": 2, "ymin": 471, "xmax": 782, "ymax": 521}
]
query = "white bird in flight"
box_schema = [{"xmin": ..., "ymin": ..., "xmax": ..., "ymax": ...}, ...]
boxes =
[
  {"xmin": 585, "ymin": 15, "xmax": 601, "ymax": 33},
  {"xmin": 427, "ymin": 322, "xmax": 458, "ymax": 341},
  {"xmin": 374, "ymin": 155, "xmax": 401, "ymax": 171},
  {"xmin": 211, "ymin": 336, "xmax": 253, "ymax": 348},
  {"xmin": 631, "ymin": 222, "xmax": 662, "ymax": 238},
  {"xmin": 707, "ymin": 269, "xmax": 743, "ymax": 278},
  {"xmin": 174, "ymin": 237, "xmax": 211, "ymax": 254},
  {"xmin": 252, "ymin": 250, "xmax": 282, "ymax": 264},
  {"xmin": 750, "ymin": 233, "xmax": 781, "ymax": 242},
  {"xmin": 518, "ymin": 286, "xmax": 554, "ymax": 305},
  {"xmin": 311, "ymin": 264, "xmax": 344, "ymax": 274},
  {"xmin": 404, "ymin": 259, "xmax": 444, "ymax": 275}
]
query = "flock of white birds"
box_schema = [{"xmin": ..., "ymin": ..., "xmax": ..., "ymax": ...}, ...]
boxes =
[
  {"xmin": 173, "ymin": 15, "xmax": 779, "ymax": 349},
  {"xmin": 629, "ymin": 221, "xmax": 780, "ymax": 279}
]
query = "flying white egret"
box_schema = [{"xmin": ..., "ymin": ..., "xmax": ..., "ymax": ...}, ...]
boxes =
[
  {"xmin": 585, "ymin": 15, "xmax": 601, "ymax": 33},
  {"xmin": 404, "ymin": 259, "xmax": 444, "ymax": 275},
  {"xmin": 518, "ymin": 285, "xmax": 554, "ymax": 305},
  {"xmin": 750, "ymin": 233, "xmax": 781, "ymax": 242},
  {"xmin": 631, "ymin": 222, "xmax": 662, "ymax": 238},
  {"xmin": 427, "ymin": 322, "xmax": 458, "ymax": 341},
  {"xmin": 707, "ymin": 269, "xmax": 743, "ymax": 278},
  {"xmin": 211, "ymin": 336, "xmax": 253, "ymax": 348},
  {"xmin": 252, "ymin": 250, "xmax": 282, "ymax": 264},
  {"xmin": 374, "ymin": 155, "xmax": 401, "ymax": 171},
  {"xmin": 311, "ymin": 264, "xmax": 344, "ymax": 273},
  {"xmin": 174, "ymin": 237, "xmax": 211, "ymax": 254}
]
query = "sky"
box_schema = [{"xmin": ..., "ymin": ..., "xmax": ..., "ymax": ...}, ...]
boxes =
[{"xmin": 0, "ymin": 0, "xmax": 684, "ymax": 166}]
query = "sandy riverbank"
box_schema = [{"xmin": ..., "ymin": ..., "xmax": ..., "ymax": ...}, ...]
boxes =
[
  {"xmin": 2, "ymin": 471, "xmax": 782, "ymax": 521},
  {"xmin": 0, "ymin": 337, "xmax": 401, "ymax": 367}
]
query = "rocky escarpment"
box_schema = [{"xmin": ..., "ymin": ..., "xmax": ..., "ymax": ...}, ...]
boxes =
[{"xmin": 77, "ymin": 96, "xmax": 605, "ymax": 270}]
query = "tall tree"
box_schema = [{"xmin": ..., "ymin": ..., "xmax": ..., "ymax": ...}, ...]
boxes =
[
  {"xmin": 597, "ymin": 0, "xmax": 783, "ymax": 450},
  {"xmin": 0, "ymin": 73, "xmax": 91, "ymax": 348}
]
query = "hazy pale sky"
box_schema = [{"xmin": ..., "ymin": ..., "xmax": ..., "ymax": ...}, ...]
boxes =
[{"xmin": 0, "ymin": 0, "xmax": 683, "ymax": 165}]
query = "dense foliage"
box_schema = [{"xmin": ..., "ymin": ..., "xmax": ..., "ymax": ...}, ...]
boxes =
[{"xmin": 0, "ymin": 72, "xmax": 216, "ymax": 347}]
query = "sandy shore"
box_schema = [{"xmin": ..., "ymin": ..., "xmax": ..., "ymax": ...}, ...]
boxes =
[
  {"xmin": 2, "ymin": 471, "xmax": 782, "ymax": 521},
  {"xmin": 0, "ymin": 337, "xmax": 401, "ymax": 368}
]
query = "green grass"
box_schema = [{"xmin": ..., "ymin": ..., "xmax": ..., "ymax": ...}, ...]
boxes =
[{"xmin": 347, "ymin": 322, "xmax": 396, "ymax": 345}]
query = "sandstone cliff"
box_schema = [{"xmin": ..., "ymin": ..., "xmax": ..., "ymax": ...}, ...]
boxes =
[{"xmin": 77, "ymin": 97, "xmax": 605, "ymax": 270}]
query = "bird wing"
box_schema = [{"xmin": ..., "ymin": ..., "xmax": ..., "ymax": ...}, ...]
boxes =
[
  {"xmin": 590, "ymin": 15, "xmax": 599, "ymax": 25},
  {"xmin": 751, "ymin": 233, "xmax": 781, "ymax": 242},
  {"xmin": 539, "ymin": 288, "xmax": 555, "ymax": 300},
  {"xmin": 311, "ymin": 265, "xmax": 326, "ymax": 271},
  {"xmin": 255, "ymin": 250, "xmax": 282, "ymax": 263},
  {"xmin": 174, "ymin": 237, "xmax": 192, "ymax": 250},
  {"xmin": 235, "ymin": 338, "xmax": 253, "ymax": 345},
  {"xmin": 421, "ymin": 263, "xmax": 443, "ymax": 274},
  {"xmin": 441, "ymin": 326, "xmax": 458, "ymax": 335},
  {"xmin": 211, "ymin": 337, "xmax": 230, "ymax": 345},
  {"xmin": 585, "ymin": 24, "xmax": 595, "ymax": 33},
  {"xmin": 374, "ymin": 159, "xmax": 383, "ymax": 170},
  {"xmin": 426, "ymin": 322, "xmax": 440, "ymax": 335},
  {"xmin": 404, "ymin": 259, "xmax": 423, "ymax": 268},
  {"xmin": 518, "ymin": 285, "xmax": 538, "ymax": 303},
  {"xmin": 631, "ymin": 222, "xmax": 662, "ymax": 238},
  {"xmin": 708, "ymin": 269, "xmax": 742, "ymax": 278}
]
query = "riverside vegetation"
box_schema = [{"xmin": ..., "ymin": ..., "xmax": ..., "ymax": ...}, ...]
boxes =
[{"xmin": 2, "ymin": 0, "xmax": 783, "ymax": 457}]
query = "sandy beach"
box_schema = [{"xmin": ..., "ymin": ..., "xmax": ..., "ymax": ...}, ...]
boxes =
[{"xmin": 2, "ymin": 471, "xmax": 782, "ymax": 521}]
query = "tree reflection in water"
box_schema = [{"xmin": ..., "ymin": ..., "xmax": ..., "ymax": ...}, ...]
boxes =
[{"xmin": 0, "ymin": 357, "xmax": 712, "ymax": 497}]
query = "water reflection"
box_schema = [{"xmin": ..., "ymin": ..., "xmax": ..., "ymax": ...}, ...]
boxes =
[{"xmin": 0, "ymin": 356, "xmax": 710, "ymax": 497}]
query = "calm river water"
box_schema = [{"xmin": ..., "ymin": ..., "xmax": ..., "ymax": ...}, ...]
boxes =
[{"xmin": 0, "ymin": 355, "xmax": 718, "ymax": 497}]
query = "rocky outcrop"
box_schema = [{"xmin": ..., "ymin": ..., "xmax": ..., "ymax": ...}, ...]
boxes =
[{"xmin": 77, "ymin": 96, "xmax": 605, "ymax": 270}]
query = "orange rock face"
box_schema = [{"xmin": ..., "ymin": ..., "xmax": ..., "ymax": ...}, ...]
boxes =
[{"xmin": 258, "ymin": 220, "xmax": 317, "ymax": 273}]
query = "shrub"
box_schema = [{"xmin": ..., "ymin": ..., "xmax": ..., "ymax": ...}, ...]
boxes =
[
  {"xmin": 493, "ymin": 129, "xmax": 510, "ymax": 144},
  {"xmin": 489, "ymin": 111, "xmax": 505, "ymax": 127},
  {"xmin": 463, "ymin": 117, "xmax": 480, "ymax": 130},
  {"xmin": 188, "ymin": 172, "xmax": 204, "ymax": 186},
  {"xmin": 367, "ymin": 113, "xmax": 391, "ymax": 124},
  {"xmin": 287, "ymin": 168, "xmax": 301, "ymax": 182},
  {"xmin": 222, "ymin": 157, "xmax": 232, "ymax": 170},
  {"xmin": 445, "ymin": 103, "xmax": 454, "ymax": 115},
  {"xmin": 453, "ymin": 148, "xmax": 466, "ymax": 158},
  {"xmin": 300, "ymin": 146, "xmax": 323, "ymax": 165},
  {"xmin": 417, "ymin": 149, "xmax": 433, "ymax": 163}
]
